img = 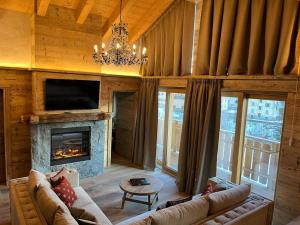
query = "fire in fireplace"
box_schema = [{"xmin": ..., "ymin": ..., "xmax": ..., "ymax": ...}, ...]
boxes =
[{"xmin": 50, "ymin": 127, "xmax": 91, "ymax": 166}]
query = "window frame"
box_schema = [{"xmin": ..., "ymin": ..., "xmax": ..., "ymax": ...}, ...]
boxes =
[
  {"xmin": 220, "ymin": 91, "xmax": 286, "ymax": 187},
  {"xmin": 157, "ymin": 88, "xmax": 185, "ymax": 176}
]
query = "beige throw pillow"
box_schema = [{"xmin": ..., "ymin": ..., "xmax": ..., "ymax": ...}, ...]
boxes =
[
  {"xmin": 150, "ymin": 197, "xmax": 209, "ymax": 225},
  {"xmin": 208, "ymin": 183, "xmax": 251, "ymax": 214},
  {"xmin": 36, "ymin": 185, "xmax": 70, "ymax": 225},
  {"xmin": 28, "ymin": 169, "xmax": 51, "ymax": 196},
  {"xmin": 54, "ymin": 208, "xmax": 79, "ymax": 225}
]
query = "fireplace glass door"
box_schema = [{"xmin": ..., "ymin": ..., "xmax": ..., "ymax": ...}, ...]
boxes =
[{"xmin": 50, "ymin": 127, "xmax": 91, "ymax": 166}]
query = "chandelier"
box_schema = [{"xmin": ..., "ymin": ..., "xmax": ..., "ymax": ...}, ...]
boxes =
[{"xmin": 93, "ymin": 0, "xmax": 148, "ymax": 66}]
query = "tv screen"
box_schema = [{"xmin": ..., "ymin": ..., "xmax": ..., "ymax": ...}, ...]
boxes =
[{"xmin": 45, "ymin": 79, "xmax": 100, "ymax": 110}]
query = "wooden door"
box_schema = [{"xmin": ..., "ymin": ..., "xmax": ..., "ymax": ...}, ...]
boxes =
[{"xmin": 114, "ymin": 92, "xmax": 138, "ymax": 161}]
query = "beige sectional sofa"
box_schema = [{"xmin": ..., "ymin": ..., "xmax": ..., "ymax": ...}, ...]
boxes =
[{"xmin": 10, "ymin": 170, "xmax": 274, "ymax": 225}]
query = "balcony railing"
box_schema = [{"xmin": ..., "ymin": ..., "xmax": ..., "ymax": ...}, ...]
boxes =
[
  {"xmin": 156, "ymin": 119, "xmax": 182, "ymax": 170},
  {"xmin": 217, "ymin": 129, "xmax": 280, "ymax": 199}
]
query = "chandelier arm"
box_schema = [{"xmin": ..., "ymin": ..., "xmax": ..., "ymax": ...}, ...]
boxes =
[{"xmin": 119, "ymin": 0, "xmax": 122, "ymax": 24}]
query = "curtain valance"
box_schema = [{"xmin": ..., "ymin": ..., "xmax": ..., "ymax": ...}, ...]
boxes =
[
  {"xmin": 142, "ymin": 0, "xmax": 196, "ymax": 76},
  {"xmin": 195, "ymin": 0, "xmax": 299, "ymax": 75}
]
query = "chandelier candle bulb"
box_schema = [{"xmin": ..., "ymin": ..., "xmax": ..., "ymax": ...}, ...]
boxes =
[
  {"xmin": 116, "ymin": 43, "xmax": 120, "ymax": 49},
  {"xmin": 94, "ymin": 45, "xmax": 98, "ymax": 53},
  {"xmin": 101, "ymin": 43, "xmax": 105, "ymax": 49},
  {"xmin": 133, "ymin": 44, "xmax": 136, "ymax": 50},
  {"xmin": 142, "ymin": 47, "xmax": 147, "ymax": 55}
]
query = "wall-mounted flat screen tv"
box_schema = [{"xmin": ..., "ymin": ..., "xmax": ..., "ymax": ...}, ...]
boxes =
[{"xmin": 45, "ymin": 79, "xmax": 100, "ymax": 110}]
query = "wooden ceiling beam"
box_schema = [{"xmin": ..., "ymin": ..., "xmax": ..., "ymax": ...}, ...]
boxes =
[
  {"xmin": 128, "ymin": 0, "xmax": 174, "ymax": 43},
  {"xmin": 76, "ymin": 0, "xmax": 95, "ymax": 24},
  {"xmin": 102, "ymin": 0, "xmax": 138, "ymax": 42},
  {"xmin": 37, "ymin": 0, "xmax": 51, "ymax": 16}
]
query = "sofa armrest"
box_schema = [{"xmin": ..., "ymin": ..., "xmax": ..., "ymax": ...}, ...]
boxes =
[
  {"xmin": 46, "ymin": 168, "xmax": 80, "ymax": 187},
  {"xmin": 65, "ymin": 169, "xmax": 80, "ymax": 187}
]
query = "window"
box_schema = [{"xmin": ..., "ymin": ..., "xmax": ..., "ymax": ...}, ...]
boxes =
[
  {"xmin": 156, "ymin": 90, "xmax": 185, "ymax": 173},
  {"xmin": 156, "ymin": 92, "xmax": 166, "ymax": 164},
  {"xmin": 217, "ymin": 93, "xmax": 285, "ymax": 200},
  {"xmin": 217, "ymin": 96, "xmax": 238, "ymax": 181}
]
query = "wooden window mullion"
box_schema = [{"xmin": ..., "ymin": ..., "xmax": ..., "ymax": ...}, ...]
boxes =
[{"xmin": 231, "ymin": 93, "xmax": 247, "ymax": 184}]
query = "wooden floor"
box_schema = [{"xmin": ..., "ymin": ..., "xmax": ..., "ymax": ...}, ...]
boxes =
[
  {"xmin": 82, "ymin": 155, "xmax": 186, "ymax": 224},
  {"xmin": 0, "ymin": 155, "xmax": 185, "ymax": 225},
  {"xmin": 0, "ymin": 184, "xmax": 9, "ymax": 225}
]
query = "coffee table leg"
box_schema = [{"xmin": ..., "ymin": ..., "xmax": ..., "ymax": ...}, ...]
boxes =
[
  {"xmin": 148, "ymin": 195, "xmax": 151, "ymax": 211},
  {"xmin": 121, "ymin": 192, "xmax": 127, "ymax": 209}
]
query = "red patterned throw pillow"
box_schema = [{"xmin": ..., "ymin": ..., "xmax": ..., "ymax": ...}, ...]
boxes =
[
  {"xmin": 50, "ymin": 167, "xmax": 68, "ymax": 187},
  {"xmin": 52, "ymin": 176, "xmax": 77, "ymax": 207}
]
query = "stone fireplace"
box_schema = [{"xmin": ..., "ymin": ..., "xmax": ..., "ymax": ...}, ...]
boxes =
[
  {"xmin": 50, "ymin": 127, "xmax": 91, "ymax": 166},
  {"xmin": 31, "ymin": 120, "xmax": 106, "ymax": 178}
]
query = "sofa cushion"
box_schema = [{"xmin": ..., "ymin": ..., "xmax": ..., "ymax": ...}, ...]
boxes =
[
  {"xmin": 53, "ymin": 208, "xmax": 79, "ymax": 225},
  {"xmin": 28, "ymin": 169, "xmax": 51, "ymax": 196},
  {"xmin": 73, "ymin": 187, "xmax": 113, "ymax": 225},
  {"xmin": 223, "ymin": 203, "xmax": 269, "ymax": 225},
  {"xmin": 208, "ymin": 184, "xmax": 251, "ymax": 214},
  {"xmin": 36, "ymin": 185, "xmax": 70, "ymax": 225},
  {"xmin": 202, "ymin": 200, "xmax": 266, "ymax": 225},
  {"xmin": 150, "ymin": 196, "xmax": 209, "ymax": 225}
]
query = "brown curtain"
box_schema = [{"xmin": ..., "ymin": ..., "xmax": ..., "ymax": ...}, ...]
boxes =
[
  {"xmin": 132, "ymin": 79, "xmax": 159, "ymax": 170},
  {"xmin": 177, "ymin": 80, "xmax": 221, "ymax": 195},
  {"xmin": 142, "ymin": 0, "xmax": 195, "ymax": 76},
  {"xmin": 195, "ymin": 0, "xmax": 299, "ymax": 75}
]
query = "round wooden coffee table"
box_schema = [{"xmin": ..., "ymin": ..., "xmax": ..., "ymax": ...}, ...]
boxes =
[{"xmin": 120, "ymin": 174, "xmax": 163, "ymax": 211}]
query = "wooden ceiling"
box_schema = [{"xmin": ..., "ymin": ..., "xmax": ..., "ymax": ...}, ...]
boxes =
[{"xmin": 0, "ymin": 0, "xmax": 177, "ymax": 43}]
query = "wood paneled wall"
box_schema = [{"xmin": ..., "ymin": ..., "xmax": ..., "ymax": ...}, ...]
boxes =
[
  {"xmin": 34, "ymin": 6, "xmax": 102, "ymax": 73},
  {"xmin": 0, "ymin": 90, "xmax": 5, "ymax": 183},
  {"xmin": 273, "ymin": 91, "xmax": 300, "ymax": 225},
  {"xmin": 0, "ymin": 69, "xmax": 32, "ymax": 180},
  {"xmin": 0, "ymin": 9, "xmax": 32, "ymax": 68}
]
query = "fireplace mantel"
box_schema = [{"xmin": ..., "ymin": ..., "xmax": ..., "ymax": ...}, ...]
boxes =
[{"xmin": 28, "ymin": 112, "xmax": 111, "ymax": 124}]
